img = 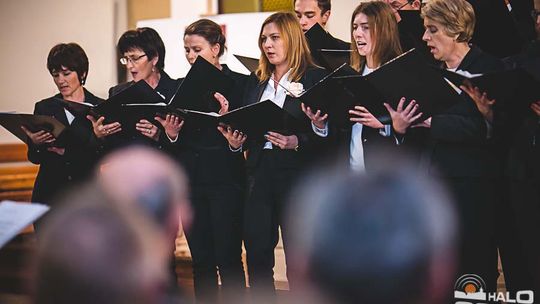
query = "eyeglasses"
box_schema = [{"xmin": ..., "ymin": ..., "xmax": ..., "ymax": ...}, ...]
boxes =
[
  {"xmin": 531, "ymin": 10, "xmax": 540, "ymax": 20},
  {"xmin": 119, "ymin": 54, "xmax": 147, "ymax": 65}
]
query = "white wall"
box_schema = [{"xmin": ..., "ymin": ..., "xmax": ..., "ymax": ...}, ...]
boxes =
[
  {"xmin": 326, "ymin": 0, "xmax": 362, "ymax": 42},
  {"xmin": 0, "ymin": 0, "xmax": 126, "ymax": 143}
]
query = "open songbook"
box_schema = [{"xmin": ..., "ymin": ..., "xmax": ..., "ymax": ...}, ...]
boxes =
[
  {"xmin": 0, "ymin": 201, "xmax": 49, "ymax": 248},
  {"xmin": 333, "ymin": 48, "xmax": 463, "ymax": 124},
  {"xmin": 177, "ymin": 100, "xmax": 299, "ymax": 139},
  {"xmin": 432, "ymin": 64, "xmax": 540, "ymax": 113},
  {"xmin": 0, "ymin": 112, "xmax": 65, "ymax": 144}
]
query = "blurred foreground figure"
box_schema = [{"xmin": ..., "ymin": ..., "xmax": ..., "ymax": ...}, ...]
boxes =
[
  {"xmin": 96, "ymin": 146, "xmax": 191, "ymax": 242},
  {"xmin": 96, "ymin": 146, "xmax": 191, "ymax": 293},
  {"xmin": 32, "ymin": 184, "xmax": 171, "ymax": 304},
  {"xmin": 285, "ymin": 160, "xmax": 458, "ymax": 304}
]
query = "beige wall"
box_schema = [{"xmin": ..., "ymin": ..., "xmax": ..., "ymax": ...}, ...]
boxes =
[
  {"xmin": 0, "ymin": 0, "xmax": 127, "ymax": 143},
  {"xmin": 128, "ymin": 0, "xmax": 170, "ymax": 29}
]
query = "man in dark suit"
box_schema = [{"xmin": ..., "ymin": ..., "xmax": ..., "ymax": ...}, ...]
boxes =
[{"xmin": 293, "ymin": 0, "xmax": 350, "ymax": 66}]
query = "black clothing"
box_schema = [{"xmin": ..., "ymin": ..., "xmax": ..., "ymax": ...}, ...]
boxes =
[
  {"xmin": 241, "ymin": 67, "xmax": 328, "ymax": 295},
  {"xmin": 171, "ymin": 65, "xmax": 247, "ymax": 302},
  {"xmin": 466, "ymin": 0, "xmax": 531, "ymax": 58},
  {"xmin": 99, "ymin": 71, "xmax": 179, "ymax": 156},
  {"xmin": 423, "ymin": 46, "xmax": 505, "ymax": 291},
  {"xmin": 29, "ymin": 89, "xmax": 103, "ymax": 206}
]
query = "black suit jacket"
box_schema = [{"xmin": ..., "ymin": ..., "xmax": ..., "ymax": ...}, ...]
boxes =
[
  {"xmin": 426, "ymin": 46, "xmax": 506, "ymax": 178},
  {"xmin": 28, "ymin": 89, "xmax": 103, "ymax": 205},
  {"xmin": 101, "ymin": 71, "xmax": 179, "ymax": 155},
  {"xmin": 172, "ymin": 65, "xmax": 247, "ymax": 186},
  {"xmin": 241, "ymin": 67, "xmax": 328, "ymax": 171}
]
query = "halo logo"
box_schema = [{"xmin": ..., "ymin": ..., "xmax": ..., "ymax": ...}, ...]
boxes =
[
  {"xmin": 454, "ymin": 274, "xmax": 534, "ymax": 304},
  {"xmin": 454, "ymin": 274, "xmax": 487, "ymax": 301}
]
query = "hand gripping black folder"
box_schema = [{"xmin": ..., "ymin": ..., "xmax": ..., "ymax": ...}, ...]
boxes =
[
  {"xmin": 177, "ymin": 100, "xmax": 299, "ymax": 139},
  {"xmin": 335, "ymin": 49, "xmax": 463, "ymax": 124},
  {"xmin": 0, "ymin": 112, "xmax": 65, "ymax": 144},
  {"xmin": 169, "ymin": 56, "xmax": 235, "ymax": 113}
]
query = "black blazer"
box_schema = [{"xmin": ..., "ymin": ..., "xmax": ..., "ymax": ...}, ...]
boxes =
[
  {"xmin": 241, "ymin": 67, "xmax": 328, "ymax": 171},
  {"xmin": 101, "ymin": 71, "xmax": 179, "ymax": 155},
  {"xmin": 172, "ymin": 65, "xmax": 247, "ymax": 186},
  {"xmin": 425, "ymin": 46, "xmax": 506, "ymax": 178},
  {"xmin": 28, "ymin": 89, "xmax": 103, "ymax": 205}
]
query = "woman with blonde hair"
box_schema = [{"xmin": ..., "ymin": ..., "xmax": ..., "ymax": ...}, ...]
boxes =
[
  {"xmin": 416, "ymin": 0, "xmax": 506, "ymax": 292},
  {"xmin": 219, "ymin": 11, "xmax": 327, "ymax": 296}
]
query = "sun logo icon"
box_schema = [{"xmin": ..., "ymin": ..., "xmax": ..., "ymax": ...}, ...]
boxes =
[{"xmin": 454, "ymin": 274, "xmax": 487, "ymax": 301}]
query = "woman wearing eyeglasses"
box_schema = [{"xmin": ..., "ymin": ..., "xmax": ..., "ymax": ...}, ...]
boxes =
[
  {"xmin": 23, "ymin": 43, "xmax": 103, "ymax": 230},
  {"xmin": 88, "ymin": 27, "xmax": 178, "ymax": 154}
]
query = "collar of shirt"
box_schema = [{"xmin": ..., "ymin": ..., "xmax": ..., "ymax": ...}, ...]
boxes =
[{"xmin": 259, "ymin": 69, "xmax": 293, "ymax": 109}]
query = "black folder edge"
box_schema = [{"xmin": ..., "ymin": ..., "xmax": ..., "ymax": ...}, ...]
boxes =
[
  {"xmin": 0, "ymin": 113, "xmax": 66, "ymax": 144},
  {"xmin": 234, "ymin": 54, "xmax": 259, "ymax": 74},
  {"xmin": 176, "ymin": 100, "xmax": 297, "ymax": 139},
  {"xmin": 331, "ymin": 49, "xmax": 463, "ymax": 123},
  {"xmin": 168, "ymin": 56, "xmax": 235, "ymax": 112},
  {"xmin": 432, "ymin": 66, "xmax": 540, "ymax": 108}
]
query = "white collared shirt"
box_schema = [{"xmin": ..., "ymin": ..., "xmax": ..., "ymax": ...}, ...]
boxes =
[{"xmin": 260, "ymin": 69, "xmax": 293, "ymax": 149}]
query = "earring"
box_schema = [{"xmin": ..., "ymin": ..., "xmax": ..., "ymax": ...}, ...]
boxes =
[
  {"xmin": 152, "ymin": 66, "xmax": 156, "ymax": 72},
  {"xmin": 81, "ymin": 78, "xmax": 85, "ymax": 85}
]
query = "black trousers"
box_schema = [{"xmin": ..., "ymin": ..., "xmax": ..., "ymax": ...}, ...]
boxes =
[
  {"xmin": 184, "ymin": 183, "xmax": 245, "ymax": 302},
  {"xmin": 444, "ymin": 177, "xmax": 500, "ymax": 292},
  {"xmin": 502, "ymin": 178, "xmax": 540, "ymax": 294},
  {"xmin": 243, "ymin": 151, "xmax": 301, "ymax": 297}
]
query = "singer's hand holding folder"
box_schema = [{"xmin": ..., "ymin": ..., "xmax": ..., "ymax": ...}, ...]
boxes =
[
  {"xmin": 0, "ymin": 112, "xmax": 65, "ymax": 144},
  {"xmin": 336, "ymin": 49, "xmax": 463, "ymax": 123},
  {"xmin": 178, "ymin": 100, "xmax": 298, "ymax": 139},
  {"xmin": 169, "ymin": 56, "xmax": 235, "ymax": 113}
]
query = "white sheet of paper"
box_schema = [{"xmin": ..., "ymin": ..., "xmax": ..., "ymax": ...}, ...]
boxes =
[{"xmin": 0, "ymin": 201, "xmax": 49, "ymax": 248}]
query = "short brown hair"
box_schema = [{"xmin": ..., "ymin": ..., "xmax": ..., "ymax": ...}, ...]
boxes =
[
  {"xmin": 421, "ymin": 0, "xmax": 475, "ymax": 43},
  {"xmin": 184, "ymin": 19, "xmax": 227, "ymax": 58},
  {"xmin": 118, "ymin": 27, "xmax": 166, "ymax": 70},
  {"xmin": 256, "ymin": 12, "xmax": 315, "ymax": 83},
  {"xmin": 350, "ymin": 2, "xmax": 402, "ymax": 71},
  {"xmin": 47, "ymin": 43, "xmax": 89, "ymax": 84},
  {"xmin": 293, "ymin": 0, "xmax": 331, "ymax": 15}
]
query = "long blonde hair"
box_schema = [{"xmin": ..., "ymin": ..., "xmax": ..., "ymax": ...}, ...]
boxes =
[
  {"xmin": 350, "ymin": 2, "xmax": 402, "ymax": 71},
  {"xmin": 255, "ymin": 11, "xmax": 314, "ymax": 83}
]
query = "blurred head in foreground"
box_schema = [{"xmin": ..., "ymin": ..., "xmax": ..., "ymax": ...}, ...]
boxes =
[
  {"xmin": 96, "ymin": 146, "xmax": 191, "ymax": 240},
  {"xmin": 33, "ymin": 183, "xmax": 170, "ymax": 304},
  {"xmin": 286, "ymin": 160, "xmax": 457, "ymax": 304}
]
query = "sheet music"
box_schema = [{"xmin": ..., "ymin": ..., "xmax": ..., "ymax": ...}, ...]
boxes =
[{"xmin": 0, "ymin": 201, "xmax": 49, "ymax": 248}]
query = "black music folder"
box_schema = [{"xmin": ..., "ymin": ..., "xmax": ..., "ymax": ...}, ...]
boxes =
[
  {"xmin": 305, "ymin": 23, "xmax": 350, "ymax": 69},
  {"xmin": 109, "ymin": 79, "xmax": 165, "ymax": 105},
  {"xmin": 169, "ymin": 56, "xmax": 235, "ymax": 113},
  {"xmin": 0, "ymin": 112, "xmax": 65, "ymax": 144},
  {"xmin": 60, "ymin": 79, "xmax": 164, "ymax": 122},
  {"xmin": 336, "ymin": 49, "xmax": 463, "ymax": 123},
  {"xmin": 234, "ymin": 54, "xmax": 259, "ymax": 73},
  {"xmin": 434, "ymin": 66, "xmax": 540, "ymax": 110},
  {"xmin": 318, "ymin": 49, "xmax": 352, "ymax": 70},
  {"xmin": 276, "ymin": 63, "xmax": 356, "ymax": 126},
  {"xmin": 177, "ymin": 100, "xmax": 297, "ymax": 139}
]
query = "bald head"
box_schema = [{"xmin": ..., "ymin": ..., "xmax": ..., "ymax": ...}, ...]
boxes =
[{"xmin": 97, "ymin": 146, "xmax": 191, "ymax": 239}]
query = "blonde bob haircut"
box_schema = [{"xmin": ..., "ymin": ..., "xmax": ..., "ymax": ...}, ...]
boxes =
[
  {"xmin": 255, "ymin": 11, "xmax": 314, "ymax": 83},
  {"xmin": 421, "ymin": 0, "xmax": 475, "ymax": 43},
  {"xmin": 350, "ymin": 1, "xmax": 402, "ymax": 72}
]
